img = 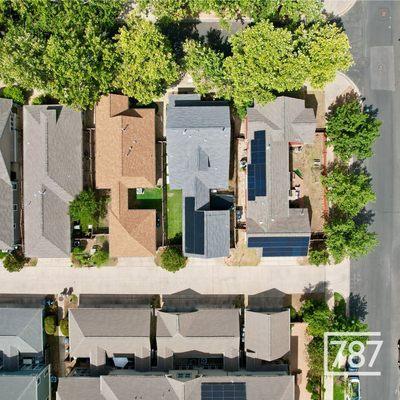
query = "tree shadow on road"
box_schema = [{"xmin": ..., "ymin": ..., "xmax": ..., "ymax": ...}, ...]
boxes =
[
  {"xmin": 349, "ymin": 292, "xmax": 368, "ymax": 321},
  {"xmin": 301, "ymin": 281, "xmax": 332, "ymax": 303}
]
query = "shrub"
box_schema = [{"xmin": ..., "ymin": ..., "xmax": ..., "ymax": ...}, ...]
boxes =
[
  {"xmin": 0, "ymin": 251, "xmax": 7, "ymax": 260},
  {"xmin": 309, "ymin": 249, "xmax": 329, "ymax": 266},
  {"xmin": 160, "ymin": 247, "xmax": 187, "ymax": 272},
  {"xmin": 1, "ymin": 85, "xmax": 26, "ymax": 105},
  {"xmin": 3, "ymin": 251, "xmax": 25, "ymax": 272},
  {"xmin": 91, "ymin": 248, "xmax": 109, "ymax": 267},
  {"xmin": 71, "ymin": 246, "xmax": 92, "ymax": 267},
  {"xmin": 44, "ymin": 315, "xmax": 57, "ymax": 335},
  {"xmin": 289, "ymin": 305, "xmax": 298, "ymax": 321},
  {"xmin": 59, "ymin": 318, "xmax": 69, "ymax": 336}
]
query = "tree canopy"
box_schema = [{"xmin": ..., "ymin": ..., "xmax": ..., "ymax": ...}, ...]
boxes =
[
  {"xmin": 3, "ymin": 251, "xmax": 25, "ymax": 273},
  {"xmin": 323, "ymin": 164, "xmax": 376, "ymax": 216},
  {"xmin": 324, "ymin": 216, "xmax": 378, "ymax": 264},
  {"xmin": 326, "ymin": 99, "xmax": 381, "ymax": 161},
  {"xmin": 0, "ymin": 0, "xmax": 123, "ymax": 109},
  {"xmin": 160, "ymin": 247, "xmax": 187, "ymax": 272},
  {"xmin": 115, "ymin": 16, "xmax": 181, "ymax": 104}
]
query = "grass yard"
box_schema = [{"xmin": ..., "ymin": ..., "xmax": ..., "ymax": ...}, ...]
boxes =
[
  {"xmin": 333, "ymin": 378, "xmax": 346, "ymax": 400},
  {"xmin": 167, "ymin": 188, "xmax": 182, "ymax": 241},
  {"xmin": 135, "ymin": 187, "xmax": 162, "ymax": 211}
]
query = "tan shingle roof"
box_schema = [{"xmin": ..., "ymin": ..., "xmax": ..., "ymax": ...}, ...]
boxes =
[{"xmin": 95, "ymin": 95, "xmax": 157, "ymax": 257}]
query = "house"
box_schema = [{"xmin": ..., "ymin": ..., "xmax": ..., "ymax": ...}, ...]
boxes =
[
  {"xmin": 156, "ymin": 309, "xmax": 240, "ymax": 371},
  {"xmin": 246, "ymin": 97, "xmax": 317, "ymax": 257},
  {"xmin": 166, "ymin": 94, "xmax": 231, "ymax": 258},
  {"xmin": 244, "ymin": 309, "xmax": 290, "ymax": 370},
  {"xmin": 0, "ymin": 365, "xmax": 51, "ymax": 400},
  {"xmin": 95, "ymin": 94, "xmax": 157, "ymax": 257},
  {"xmin": 23, "ymin": 105, "xmax": 83, "ymax": 258},
  {"xmin": 56, "ymin": 374, "xmax": 294, "ymax": 400},
  {"xmin": 0, "ymin": 307, "xmax": 44, "ymax": 371},
  {"xmin": 0, "ymin": 99, "xmax": 21, "ymax": 251},
  {"xmin": 69, "ymin": 308, "xmax": 152, "ymax": 373}
]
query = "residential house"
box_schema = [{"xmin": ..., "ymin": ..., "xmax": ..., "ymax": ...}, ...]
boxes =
[
  {"xmin": 0, "ymin": 365, "xmax": 51, "ymax": 400},
  {"xmin": 166, "ymin": 94, "xmax": 231, "ymax": 258},
  {"xmin": 246, "ymin": 97, "xmax": 317, "ymax": 257},
  {"xmin": 244, "ymin": 309, "xmax": 290, "ymax": 370},
  {"xmin": 57, "ymin": 374, "xmax": 294, "ymax": 400},
  {"xmin": 23, "ymin": 105, "xmax": 83, "ymax": 258},
  {"xmin": 69, "ymin": 308, "xmax": 152, "ymax": 373},
  {"xmin": 0, "ymin": 99, "xmax": 21, "ymax": 251},
  {"xmin": 0, "ymin": 307, "xmax": 44, "ymax": 371},
  {"xmin": 156, "ymin": 309, "xmax": 240, "ymax": 371},
  {"xmin": 95, "ymin": 94, "xmax": 157, "ymax": 257}
]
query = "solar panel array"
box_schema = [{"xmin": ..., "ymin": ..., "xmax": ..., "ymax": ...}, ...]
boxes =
[
  {"xmin": 248, "ymin": 236, "xmax": 310, "ymax": 257},
  {"xmin": 185, "ymin": 197, "xmax": 205, "ymax": 255},
  {"xmin": 201, "ymin": 383, "xmax": 246, "ymax": 400},
  {"xmin": 247, "ymin": 130, "xmax": 266, "ymax": 201}
]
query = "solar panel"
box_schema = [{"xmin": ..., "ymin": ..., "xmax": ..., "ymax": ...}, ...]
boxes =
[
  {"xmin": 247, "ymin": 130, "xmax": 266, "ymax": 201},
  {"xmin": 201, "ymin": 383, "xmax": 246, "ymax": 400},
  {"xmin": 184, "ymin": 197, "xmax": 205, "ymax": 255},
  {"xmin": 248, "ymin": 236, "xmax": 310, "ymax": 257}
]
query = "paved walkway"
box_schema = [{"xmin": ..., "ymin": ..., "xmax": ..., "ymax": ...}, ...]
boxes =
[{"xmin": 0, "ymin": 260, "xmax": 350, "ymax": 296}]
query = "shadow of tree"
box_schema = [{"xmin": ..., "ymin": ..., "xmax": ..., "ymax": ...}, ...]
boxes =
[
  {"xmin": 301, "ymin": 281, "xmax": 332, "ymax": 302},
  {"xmin": 205, "ymin": 28, "xmax": 232, "ymax": 56},
  {"xmin": 348, "ymin": 292, "xmax": 368, "ymax": 321}
]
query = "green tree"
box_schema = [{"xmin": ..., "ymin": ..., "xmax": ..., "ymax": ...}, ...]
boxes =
[
  {"xmin": 59, "ymin": 318, "xmax": 69, "ymax": 336},
  {"xmin": 325, "ymin": 217, "xmax": 378, "ymax": 264},
  {"xmin": 3, "ymin": 251, "xmax": 25, "ymax": 272},
  {"xmin": 298, "ymin": 23, "xmax": 353, "ymax": 88},
  {"xmin": 183, "ymin": 40, "xmax": 226, "ymax": 96},
  {"xmin": 309, "ymin": 249, "xmax": 329, "ymax": 266},
  {"xmin": 69, "ymin": 190, "xmax": 108, "ymax": 234},
  {"xmin": 1, "ymin": 86, "xmax": 26, "ymax": 105},
  {"xmin": 322, "ymin": 165, "xmax": 376, "ymax": 216},
  {"xmin": 326, "ymin": 100, "xmax": 381, "ymax": 161},
  {"xmin": 115, "ymin": 16, "xmax": 180, "ymax": 104},
  {"xmin": 44, "ymin": 315, "xmax": 57, "ymax": 335},
  {"xmin": 160, "ymin": 247, "xmax": 187, "ymax": 272},
  {"xmin": 91, "ymin": 249, "xmax": 109, "ymax": 267},
  {"xmin": 137, "ymin": 0, "xmax": 190, "ymax": 20},
  {"xmin": 223, "ymin": 22, "xmax": 309, "ymax": 115},
  {"xmin": 300, "ymin": 299, "xmax": 333, "ymax": 338}
]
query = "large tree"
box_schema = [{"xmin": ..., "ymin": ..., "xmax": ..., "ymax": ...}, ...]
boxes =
[
  {"xmin": 324, "ymin": 217, "xmax": 378, "ymax": 264},
  {"xmin": 326, "ymin": 100, "xmax": 381, "ymax": 161},
  {"xmin": 115, "ymin": 16, "xmax": 181, "ymax": 104},
  {"xmin": 322, "ymin": 164, "xmax": 376, "ymax": 216},
  {"xmin": 0, "ymin": 0, "xmax": 123, "ymax": 109}
]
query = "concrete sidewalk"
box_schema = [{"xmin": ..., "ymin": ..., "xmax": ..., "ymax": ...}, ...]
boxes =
[{"xmin": 0, "ymin": 260, "xmax": 350, "ymax": 296}]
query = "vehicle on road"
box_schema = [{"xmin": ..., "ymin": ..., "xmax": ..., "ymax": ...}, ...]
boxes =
[
  {"xmin": 346, "ymin": 376, "xmax": 361, "ymax": 400},
  {"xmin": 397, "ymin": 339, "xmax": 400, "ymax": 368}
]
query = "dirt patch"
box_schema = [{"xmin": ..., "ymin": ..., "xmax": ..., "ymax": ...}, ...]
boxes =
[
  {"xmin": 225, "ymin": 243, "xmax": 261, "ymax": 266},
  {"xmin": 291, "ymin": 133, "xmax": 326, "ymax": 232}
]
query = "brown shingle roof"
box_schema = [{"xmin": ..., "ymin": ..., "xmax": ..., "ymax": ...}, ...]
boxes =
[{"xmin": 95, "ymin": 95, "xmax": 157, "ymax": 257}]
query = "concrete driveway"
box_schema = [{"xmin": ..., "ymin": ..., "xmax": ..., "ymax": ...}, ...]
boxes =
[{"xmin": 0, "ymin": 260, "xmax": 350, "ymax": 297}]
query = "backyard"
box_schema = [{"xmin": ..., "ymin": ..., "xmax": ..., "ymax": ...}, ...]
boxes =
[{"xmin": 136, "ymin": 187, "xmax": 182, "ymax": 241}]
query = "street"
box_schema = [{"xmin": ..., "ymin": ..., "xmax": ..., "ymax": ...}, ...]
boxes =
[{"xmin": 343, "ymin": 1, "xmax": 400, "ymax": 399}]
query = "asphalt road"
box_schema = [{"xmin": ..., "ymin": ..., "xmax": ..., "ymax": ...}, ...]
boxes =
[{"xmin": 343, "ymin": 1, "xmax": 400, "ymax": 399}]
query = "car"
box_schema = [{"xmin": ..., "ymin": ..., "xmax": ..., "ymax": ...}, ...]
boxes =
[
  {"xmin": 346, "ymin": 376, "xmax": 360, "ymax": 400},
  {"xmin": 397, "ymin": 339, "xmax": 400, "ymax": 368}
]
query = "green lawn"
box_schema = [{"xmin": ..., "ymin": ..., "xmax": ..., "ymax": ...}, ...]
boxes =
[
  {"xmin": 135, "ymin": 188, "xmax": 162, "ymax": 211},
  {"xmin": 167, "ymin": 188, "xmax": 182, "ymax": 241},
  {"xmin": 333, "ymin": 378, "xmax": 346, "ymax": 400}
]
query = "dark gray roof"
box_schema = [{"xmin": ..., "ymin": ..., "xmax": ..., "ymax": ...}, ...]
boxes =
[
  {"xmin": 166, "ymin": 95, "xmax": 231, "ymax": 258},
  {"xmin": 0, "ymin": 99, "xmax": 16, "ymax": 249},
  {"xmin": 0, "ymin": 308, "xmax": 44, "ymax": 355},
  {"xmin": 23, "ymin": 105, "xmax": 83, "ymax": 258},
  {"xmin": 245, "ymin": 310, "xmax": 290, "ymax": 361},
  {"xmin": 56, "ymin": 374, "xmax": 294, "ymax": 400},
  {"xmin": 247, "ymin": 97, "xmax": 316, "ymax": 236}
]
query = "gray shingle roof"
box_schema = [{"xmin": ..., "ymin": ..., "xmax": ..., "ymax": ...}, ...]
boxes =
[
  {"xmin": 56, "ymin": 374, "xmax": 294, "ymax": 400},
  {"xmin": 166, "ymin": 95, "xmax": 231, "ymax": 258},
  {"xmin": 69, "ymin": 308, "xmax": 151, "ymax": 360},
  {"xmin": 0, "ymin": 308, "xmax": 44, "ymax": 356},
  {"xmin": 0, "ymin": 375, "xmax": 38, "ymax": 400},
  {"xmin": 156, "ymin": 310, "xmax": 240, "ymax": 358},
  {"xmin": 23, "ymin": 105, "xmax": 83, "ymax": 258},
  {"xmin": 0, "ymin": 99, "xmax": 16, "ymax": 249},
  {"xmin": 247, "ymin": 97, "xmax": 316, "ymax": 236},
  {"xmin": 245, "ymin": 310, "xmax": 290, "ymax": 362}
]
